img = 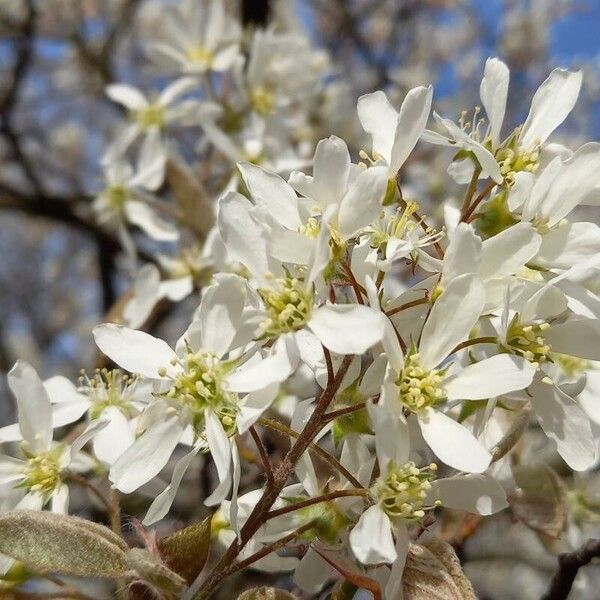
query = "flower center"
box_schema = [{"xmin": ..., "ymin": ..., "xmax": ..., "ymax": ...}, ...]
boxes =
[
  {"xmin": 186, "ymin": 44, "xmax": 214, "ymax": 66},
  {"xmin": 105, "ymin": 185, "xmax": 129, "ymax": 213},
  {"xmin": 160, "ymin": 349, "xmax": 238, "ymax": 436},
  {"xmin": 19, "ymin": 446, "xmax": 63, "ymax": 499},
  {"xmin": 259, "ymin": 277, "xmax": 313, "ymax": 337},
  {"xmin": 496, "ymin": 130, "xmax": 540, "ymax": 186},
  {"xmin": 136, "ymin": 103, "xmax": 165, "ymax": 131},
  {"xmin": 397, "ymin": 352, "xmax": 446, "ymax": 412},
  {"xmin": 505, "ymin": 315, "xmax": 551, "ymax": 364},
  {"xmin": 81, "ymin": 368, "xmax": 138, "ymax": 420},
  {"xmin": 372, "ymin": 461, "xmax": 438, "ymax": 521},
  {"xmin": 250, "ymin": 86, "xmax": 276, "ymax": 116}
]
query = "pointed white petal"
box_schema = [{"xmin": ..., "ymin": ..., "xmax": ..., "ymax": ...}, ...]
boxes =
[
  {"xmin": 429, "ymin": 474, "xmax": 508, "ymax": 515},
  {"xmin": 441, "ymin": 222, "xmax": 482, "ymax": 283},
  {"xmin": 337, "ymin": 166, "xmax": 388, "ymax": 239},
  {"xmin": 109, "ymin": 416, "xmax": 183, "ymax": 493},
  {"xmin": 312, "ymin": 136, "xmax": 351, "ymax": 208},
  {"xmin": 106, "ymin": 84, "xmax": 148, "ymax": 110},
  {"xmin": 530, "ymin": 378, "xmax": 596, "ymax": 471},
  {"xmin": 357, "ymin": 90, "xmax": 399, "ymax": 164},
  {"xmin": 93, "ymin": 324, "xmax": 178, "ymax": 379},
  {"xmin": 350, "ymin": 505, "xmax": 397, "ymax": 565},
  {"xmin": 308, "ymin": 304, "xmax": 384, "ymax": 354},
  {"xmin": 419, "ymin": 408, "xmax": 491, "ymax": 473},
  {"xmin": 8, "ymin": 360, "xmax": 52, "ymax": 452},
  {"xmin": 445, "ymin": 355, "xmax": 536, "ymax": 400},
  {"xmin": 125, "ymin": 201, "xmax": 178, "ymax": 241},
  {"xmin": 389, "ymin": 85, "xmax": 433, "ymax": 173},
  {"xmin": 144, "ymin": 446, "xmax": 200, "ymax": 525},
  {"xmin": 480, "ymin": 57, "xmax": 509, "ymax": 146},
  {"xmin": 92, "ymin": 408, "xmax": 135, "ymax": 466},
  {"xmin": 546, "ymin": 318, "xmax": 600, "ymax": 361},
  {"xmin": 521, "ymin": 68, "xmax": 582, "ymax": 148},
  {"xmin": 419, "ymin": 274, "xmax": 485, "ymax": 370}
]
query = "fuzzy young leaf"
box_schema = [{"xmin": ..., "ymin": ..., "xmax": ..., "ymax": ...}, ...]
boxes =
[
  {"xmin": 126, "ymin": 548, "xmax": 186, "ymax": 598},
  {"xmin": 509, "ymin": 463, "xmax": 567, "ymax": 538},
  {"xmin": 158, "ymin": 515, "xmax": 212, "ymax": 584},
  {"xmin": 401, "ymin": 542, "xmax": 476, "ymax": 599},
  {"xmin": 0, "ymin": 511, "xmax": 128, "ymax": 578}
]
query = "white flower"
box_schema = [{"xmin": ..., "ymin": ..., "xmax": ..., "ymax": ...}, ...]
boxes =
[
  {"xmin": 149, "ymin": 0, "xmax": 241, "ymax": 75},
  {"xmin": 93, "ymin": 274, "xmax": 298, "ymax": 520},
  {"xmin": 423, "ymin": 57, "xmax": 582, "ymax": 185},
  {"xmin": 0, "ymin": 361, "xmax": 100, "ymax": 515},
  {"xmin": 357, "ymin": 85, "xmax": 433, "ymax": 179},
  {"xmin": 373, "ymin": 273, "xmax": 536, "ymax": 473}
]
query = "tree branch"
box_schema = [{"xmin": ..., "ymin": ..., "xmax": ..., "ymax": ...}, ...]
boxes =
[{"xmin": 542, "ymin": 538, "xmax": 600, "ymax": 600}]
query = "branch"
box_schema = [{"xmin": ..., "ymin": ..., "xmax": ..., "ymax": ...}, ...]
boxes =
[{"xmin": 542, "ymin": 538, "xmax": 600, "ymax": 600}]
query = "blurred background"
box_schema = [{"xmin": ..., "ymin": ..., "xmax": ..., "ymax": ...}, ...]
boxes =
[{"xmin": 1, "ymin": 1, "xmax": 600, "ymax": 598}]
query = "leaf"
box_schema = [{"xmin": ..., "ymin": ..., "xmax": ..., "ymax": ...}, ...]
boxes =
[
  {"xmin": 126, "ymin": 548, "xmax": 186, "ymax": 597},
  {"xmin": 237, "ymin": 588, "xmax": 298, "ymax": 600},
  {"xmin": 0, "ymin": 511, "xmax": 128, "ymax": 579},
  {"xmin": 509, "ymin": 463, "xmax": 567, "ymax": 538},
  {"xmin": 166, "ymin": 153, "xmax": 214, "ymax": 241},
  {"xmin": 401, "ymin": 542, "xmax": 475, "ymax": 599},
  {"xmin": 158, "ymin": 516, "xmax": 212, "ymax": 584},
  {"xmin": 422, "ymin": 538, "xmax": 476, "ymax": 599}
]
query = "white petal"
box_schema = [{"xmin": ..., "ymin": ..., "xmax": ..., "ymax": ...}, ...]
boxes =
[
  {"xmin": 535, "ymin": 222, "xmax": 600, "ymax": 270},
  {"xmin": 546, "ymin": 318, "xmax": 600, "ymax": 361},
  {"xmin": 123, "ymin": 263, "xmax": 161, "ymax": 329},
  {"xmin": 238, "ymin": 162, "xmax": 302, "ymax": 229},
  {"xmin": 367, "ymin": 398, "xmax": 408, "ymax": 468},
  {"xmin": 507, "ymin": 171, "xmax": 535, "ymax": 212},
  {"xmin": 218, "ymin": 191, "xmax": 274, "ymax": 282},
  {"xmin": 350, "ymin": 505, "xmax": 397, "ymax": 565},
  {"xmin": 308, "ymin": 304, "xmax": 384, "ymax": 354},
  {"xmin": 521, "ymin": 68, "xmax": 582, "ymax": 148},
  {"xmin": 418, "ymin": 408, "xmax": 491, "ymax": 473},
  {"xmin": 93, "ymin": 324, "xmax": 177, "ymax": 379},
  {"xmin": 389, "ymin": 85, "xmax": 433, "ymax": 173},
  {"xmin": 441, "ymin": 222, "xmax": 481, "ymax": 283},
  {"xmin": 539, "ymin": 143, "xmax": 600, "ymax": 225},
  {"xmin": 158, "ymin": 76, "xmax": 198, "ymax": 106},
  {"xmin": 337, "ymin": 166, "xmax": 388, "ymax": 239},
  {"xmin": 109, "ymin": 416, "xmax": 183, "ymax": 493},
  {"xmin": 144, "ymin": 445, "xmax": 200, "ymax": 525},
  {"xmin": 197, "ymin": 273, "xmax": 246, "ymax": 357},
  {"xmin": 480, "ymin": 222, "xmax": 541, "ymax": 280},
  {"xmin": 419, "ymin": 274, "xmax": 485, "ymax": 370},
  {"xmin": 530, "ymin": 378, "xmax": 596, "ymax": 471},
  {"xmin": 125, "ymin": 201, "xmax": 178, "ymax": 241},
  {"xmin": 384, "ymin": 526, "xmax": 410, "ymax": 600},
  {"xmin": 312, "ymin": 135, "xmax": 351, "ymax": 208},
  {"xmin": 0, "ymin": 423, "xmax": 22, "ymax": 444},
  {"xmin": 227, "ymin": 335, "xmax": 299, "ymax": 393},
  {"xmin": 236, "ymin": 383, "xmax": 278, "ymax": 435},
  {"xmin": 8, "ymin": 360, "xmax": 52, "ymax": 452},
  {"xmin": 106, "ymin": 84, "xmax": 148, "ymax": 110},
  {"xmin": 132, "ymin": 130, "xmax": 167, "ymax": 190},
  {"xmin": 357, "ymin": 90, "xmax": 399, "ymax": 164},
  {"xmin": 480, "ymin": 58, "xmax": 509, "ymax": 146},
  {"xmin": 0, "ymin": 454, "xmax": 25, "ymax": 486},
  {"xmin": 428, "ymin": 474, "xmax": 508, "ymax": 515},
  {"xmin": 92, "ymin": 408, "xmax": 135, "ymax": 466},
  {"xmin": 445, "ymin": 355, "xmax": 536, "ymax": 400},
  {"xmin": 205, "ymin": 410, "xmax": 233, "ymax": 506},
  {"xmin": 51, "ymin": 484, "xmax": 69, "ymax": 515}
]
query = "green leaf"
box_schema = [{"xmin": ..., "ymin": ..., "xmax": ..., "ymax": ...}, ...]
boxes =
[
  {"xmin": 0, "ymin": 510, "xmax": 128, "ymax": 579},
  {"xmin": 158, "ymin": 515, "xmax": 212, "ymax": 584},
  {"xmin": 237, "ymin": 587, "xmax": 298, "ymax": 599},
  {"xmin": 126, "ymin": 548, "xmax": 186, "ymax": 598}
]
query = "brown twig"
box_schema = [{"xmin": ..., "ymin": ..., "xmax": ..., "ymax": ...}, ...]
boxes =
[
  {"xmin": 249, "ymin": 425, "xmax": 275, "ymax": 488},
  {"xmin": 542, "ymin": 538, "xmax": 600, "ymax": 600},
  {"xmin": 265, "ymin": 489, "xmax": 368, "ymax": 521}
]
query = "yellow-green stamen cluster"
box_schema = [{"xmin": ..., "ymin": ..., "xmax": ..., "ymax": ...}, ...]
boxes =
[
  {"xmin": 398, "ymin": 352, "xmax": 446, "ymax": 412},
  {"xmin": 505, "ymin": 315, "xmax": 551, "ymax": 364},
  {"xmin": 80, "ymin": 368, "xmax": 138, "ymax": 420},
  {"xmin": 495, "ymin": 130, "xmax": 540, "ymax": 186},
  {"xmin": 104, "ymin": 185, "xmax": 129, "ymax": 214},
  {"xmin": 18, "ymin": 446, "xmax": 64, "ymax": 500},
  {"xmin": 553, "ymin": 353, "xmax": 590, "ymax": 377},
  {"xmin": 372, "ymin": 461, "xmax": 438, "ymax": 521},
  {"xmin": 159, "ymin": 349, "xmax": 238, "ymax": 436},
  {"xmin": 250, "ymin": 86, "xmax": 276, "ymax": 116},
  {"xmin": 299, "ymin": 217, "xmax": 320, "ymax": 239},
  {"xmin": 259, "ymin": 277, "xmax": 313, "ymax": 337},
  {"xmin": 135, "ymin": 103, "xmax": 166, "ymax": 131},
  {"xmin": 186, "ymin": 45, "xmax": 214, "ymax": 67}
]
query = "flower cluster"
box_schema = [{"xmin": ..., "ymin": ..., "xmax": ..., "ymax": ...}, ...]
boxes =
[{"xmin": 2, "ymin": 1, "xmax": 600, "ymax": 598}]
